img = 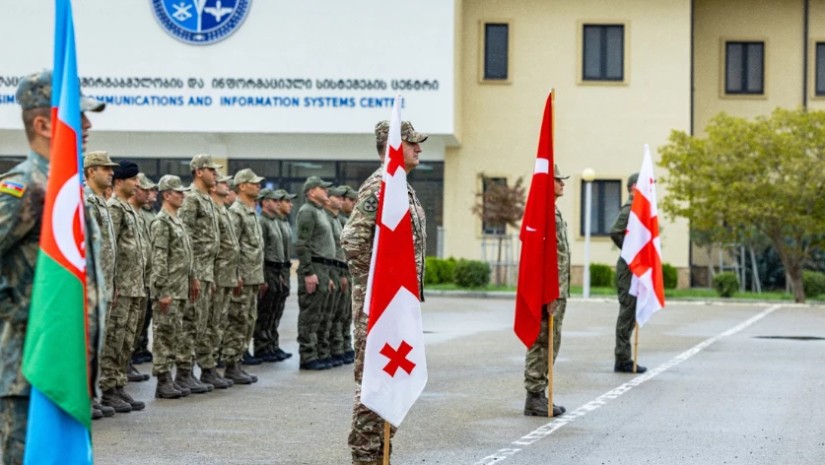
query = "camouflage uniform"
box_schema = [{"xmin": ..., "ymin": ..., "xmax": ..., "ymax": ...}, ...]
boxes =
[
  {"xmin": 272, "ymin": 207, "xmax": 294, "ymax": 354},
  {"xmin": 100, "ymin": 195, "xmax": 147, "ymax": 392},
  {"xmin": 225, "ymin": 200, "xmax": 265, "ymax": 364},
  {"xmin": 85, "ymin": 191, "xmax": 116, "ymax": 303},
  {"xmin": 611, "ymin": 192, "xmax": 637, "ymax": 364},
  {"xmin": 0, "ymin": 151, "xmax": 48, "ymax": 463},
  {"xmin": 149, "ymin": 209, "xmax": 193, "ymax": 376},
  {"xmin": 212, "ymin": 199, "xmax": 240, "ymax": 365},
  {"xmin": 338, "ymin": 212, "xmax": 354, "ymax": 359},
  {"xmin": 325, "ymin": 207, "xmax": 348, "ymax": 360},
  {"xmin": 524, "ymin": 205, "xmax": 570, "ymax": 393},
  {"xmin": 179, "ymin": 187, "xmax": 220, "ymax": 371},
  {"xmin": 135, "ymin": 203, "xmax": 157, "ymax": 358},
  {"xmin": 255, "ymin": 208, "xmax": 284, "ymax": 355},
  {"xmin": 342, "ymin": 167, "xmax": 427, "ymax": 463},
  {"xmin": 295, "ymin": 197, "xmax": 337, "ymax": 364}
]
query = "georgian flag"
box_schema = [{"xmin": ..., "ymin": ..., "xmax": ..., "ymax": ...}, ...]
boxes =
[
  {"xmin": 620, "ymin": 145, "xmax": 666, "ymax": 327},
  {"xmin": 360, "ymin": 95, "xmax": 427, "ymax": 427}
]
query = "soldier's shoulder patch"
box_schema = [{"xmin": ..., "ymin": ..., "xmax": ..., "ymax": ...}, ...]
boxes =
[
  {"xmin": 359, "ymin": 195, "xmax": 378, "ymax": 213},
  {"xmin": 0, "ymin": 179, "xmax": 26, "ymax": 198}
]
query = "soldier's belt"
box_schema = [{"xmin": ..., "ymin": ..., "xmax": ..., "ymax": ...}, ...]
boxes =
[
  {"xmin": 265, "ymin": 260, "xmax": 292, "ymax": 270},
  {"xmin": 311, "ymin": 256, "xmax": 348, "ymax": 270}
]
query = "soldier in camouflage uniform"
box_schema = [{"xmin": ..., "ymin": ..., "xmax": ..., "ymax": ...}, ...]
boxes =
[
  {"xmin": 125, "ymin": 172, "xmax": 155, "ymax": 383},
  {"xmin": 1, "ymin": 70, "xmax": 105, "ymax": 460},
  {"xmin": 204, "ymin": 175, "xmax": 239, "ymax": 388},
  {"xmin": 270, "ymin": 188, "xmax": 296, "ymax": 361},
  {"xmin": 149, "ymin": 175, "xmax": 193, "ymax": 399},
  {"xmin": 610, "ymin": 173, "xmax": 647, "ymax": 374},
  {"xmin": 325, "ymin": 186, "xmax": 350, "ymax": 367},
  {"xmin": 255, "ymin": 188, "xmax": 285, "ymax": 362},
  {"xmin": 296, "ymin": 176, "xmax": 337, "ymax": 371},
  {"xmin": 134, "ymin": 174, "xmax": 159, "ymax": 365},
  {"xmin": 100, "ymin": 160, "xmax": 147, "ymax": 413},
  {"xmin": 342, "ymin": 120, "xmax": 428, "ymax": 465},
  {"xmin": 523, "ymin": 164, "xmax": 570, "ymax": 418},
  {"xmin": 338, "ymin": 186, "xmax": 358, "ymax": 364},
  {"xmin": 179, "ymin": 154, "xmax": 223, "ymax": 394},
  {"xmin": 224, "ymin": 169, "xmax": 266, "ymax": 384}
]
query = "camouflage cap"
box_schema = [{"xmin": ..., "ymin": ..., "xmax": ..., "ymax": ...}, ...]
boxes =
[
  {"xmin": 217, "ymin": 174, "xmax": 233, "ymax": 184},
  {"xmin": 137, "ymin": 173, "xmax": 157, "ymax": 190},
  {"xmin": 554, "ymin": 164, "xmax": 570, "ymax": 180},
  {"xmin": 628, "ymin": 172, "xmax": 639, "ymax": 188},
  {"xmin": 303, "ymin": 175, "xmax": 332, "ymax": 192},
  {"xmin": 157, "ymin": 174, "xmax": 190, "ymax": 192},
  {"xmin": 375, "ymin": 120, "xmax": 428, "ymax": 146},
  {"xmin": 189, "ymin": 154, "xmax": 222, "ymax": 171},
  {"xmin": 16, "ymin": 69, "xmax": 105, "ymax": 112},
  {"xmin": 328, "ymin": 186, "xmax": 347, "ymax": 197},
  {"xmin": 83, "ymin": 150, "xmax": 118, "ymax": 169},
  {"xmin": 257, "ymin": 188, "xmax": 278, "ymax": 201},
  {"xmin": 234, "ymin": 168, "xmax": 264, "ymax": 185},
  {"xmin": 343, "ymin": 186, "xmax": 358, "ymax": 200},
  {"xmin": 273, "ymin": 188, "xmax": 297, "ymax": 200}
]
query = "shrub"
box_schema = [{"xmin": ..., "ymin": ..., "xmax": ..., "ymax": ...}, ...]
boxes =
[
  {"xmin": 454, "ymin": 259, "xmax": 491, "ymax": 288},
  {"xmin": 424, "ymin": 257, "xmax": 457, "ymax": 285},
  {"xmin": 590, "ymin": 263, "xmax": 615, "ymax": 287},
  {"xmin": 712, "ymin": 272, "xmax": 739, "ymax": 298},
  {"xmin": 662, "ymin": 263, "xmax": 678, "ymax": 289},
  {"xmin": 803, "ymin": 271, "xmax": 825, "ymax": 298}
]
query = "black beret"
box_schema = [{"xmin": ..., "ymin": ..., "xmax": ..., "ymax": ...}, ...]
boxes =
[{"xmin": 113, "ymin": 160, "xmax": 140, "ymax": 180}]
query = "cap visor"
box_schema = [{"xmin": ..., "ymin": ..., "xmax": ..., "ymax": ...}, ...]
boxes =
[{"xmin": 81, "ymin": 97, "xmax": 105, "ymax": 112}]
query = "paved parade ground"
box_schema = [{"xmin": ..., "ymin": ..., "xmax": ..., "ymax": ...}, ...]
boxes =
[{"xmin": 93, "ymin": 295, "xmax": 825, "ymax": 465}]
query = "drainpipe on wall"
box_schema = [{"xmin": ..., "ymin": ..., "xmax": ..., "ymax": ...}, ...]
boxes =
[{"xmin": 804, "ymin": 0, "xmax": 810, "ymax": 110}]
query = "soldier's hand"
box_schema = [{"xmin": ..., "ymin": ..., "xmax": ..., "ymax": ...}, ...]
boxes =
[
  {"xmin": 233, "ymin": 278, "xmax": 243, "ymax": 297},
  {"xmin": 258, "ymin": 283, "xmax": 268, "ymax": 299},
  {"xmin": 305, "ymin": 274, "xmax": 318, "ymax": 294},
  {"xmin": 340, "ymin": 276, "xmax": 348, "ymax": 293},
  {"xmin": 159, "ymin": 296, "xmax": 172, "ymax": 313},
  {"xmin": 328, "ymin": 279, "xmax": 334, "ymax": 293},
  {"xmin": 190, "ymin": 278, "xmax": 201, "ymax": 303},
  {"xmin": 548, "ymin": 301, "xmax": 557, "ymax": 316}
]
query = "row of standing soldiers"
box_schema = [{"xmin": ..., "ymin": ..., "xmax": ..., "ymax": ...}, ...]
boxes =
[{"xmin": 83, "ymin": 150, "xmax": 358, "ymax": 416}]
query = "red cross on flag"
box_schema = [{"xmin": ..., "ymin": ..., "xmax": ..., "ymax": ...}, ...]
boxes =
[
  {"xmin": 620, "ymin": 145, "xmax": 666, "ymax": 327},
  {"xmin": 360, "ymin": 95, "xmax": 427, "ymax": 427}
]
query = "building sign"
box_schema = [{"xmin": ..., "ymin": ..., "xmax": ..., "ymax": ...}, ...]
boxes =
[{"xmin": 0, "ymin": 0, "xmax": 456, "ymax": 135}]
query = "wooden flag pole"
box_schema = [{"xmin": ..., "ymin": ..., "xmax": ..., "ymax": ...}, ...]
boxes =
[
  {"xmin": 633, "ymin": 322, "xmax": 640, "ymax": 373},
  {"xmin": 547, "ymin": 313, "xmax": 554, "ymax": 417},
  {"xmin": 383, "ymin": 421, "xmax": 391, "ymax": 465}
]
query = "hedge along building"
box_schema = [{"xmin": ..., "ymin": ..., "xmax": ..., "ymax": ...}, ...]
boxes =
[{"xmin": 5, "ymin": 0, "xmax": 814, "ymax": 287}]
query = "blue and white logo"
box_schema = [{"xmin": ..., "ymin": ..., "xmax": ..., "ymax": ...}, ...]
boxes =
[{"xmin": 152, "ymin": 0, "xmax": 251, "ymax": 45}]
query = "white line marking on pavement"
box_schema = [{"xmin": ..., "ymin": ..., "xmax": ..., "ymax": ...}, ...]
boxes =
[{"xmin": 472, "ymin": 304, "xmax": 782, "ymax": 465}]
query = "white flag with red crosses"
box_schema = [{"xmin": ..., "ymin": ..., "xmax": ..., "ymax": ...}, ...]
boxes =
[
  {"xmin": 360, "ymin": 95, "xmax": 427, "ymax": 427},
  {"xmin": 620, "ymin": 145, "xmax": 666, "ymax": 327}
]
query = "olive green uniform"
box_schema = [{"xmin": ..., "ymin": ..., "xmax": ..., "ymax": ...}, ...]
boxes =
[
  {"xmin": 610, "ymin": 194, "xmax": 637, "ymax": 363},
  {"xmin": 255, "ymin": 211, "xmax": 284, "ymax": 355}
]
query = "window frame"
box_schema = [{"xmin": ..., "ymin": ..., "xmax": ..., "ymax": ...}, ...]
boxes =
[
  {"xmin": 814, "ymin": 40, "xmax": 825, "ymax": 97},
  {"xmin": 723, "ymin": 40, "xmax": 765, "ymax": 95},
  {"xmin": 479, "ymin": 20, "xmax": 512, "ymax": 84},
  {"xmin": 579, "ymin": 179, "xmax": 623, "ymax": 238},
  {"xmin": 578, "ymin": 21, "xmax": 629, "ymax": 86}
]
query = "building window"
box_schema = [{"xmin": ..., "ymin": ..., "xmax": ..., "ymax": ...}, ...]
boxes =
[
  {"xmin": 816, "ymin": 42, "xmax": 825, "ymax": 96},
  {"xmin": 725, "ymin": 41, "xmax": 764, "ymax": 94},
  {"xmin": 481, "ymin": 177, "xmax": 507, "ymax": 235},
  {"xmin": 582, "ymin": 24, "xmax": 624, "ymax": 81},
  {"xmin": 580, "ymin": 180, "xmax": 622, "ymax": 236},
  {"xmin": 483, "ymin": 23, "xmax": 509, "ymax": 80}
]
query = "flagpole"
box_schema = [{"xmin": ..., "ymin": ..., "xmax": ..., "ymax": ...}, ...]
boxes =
[
  {"xmin": 633, "ymin": 322, "xmax": 639, "ymax": 373},
  {"xmin": 383, "ymin": 421, "xmax": 391, "ymax": 465},
  {"xmin": 547, "ymin": 309, "xmax": 554, "ymax": 417}
]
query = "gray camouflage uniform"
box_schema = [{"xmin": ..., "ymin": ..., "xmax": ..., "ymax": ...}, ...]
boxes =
[
  {"xmin": 524, "ymin": 206, "xmax": 570, "ymax": 393},
  {"xmin": 342, "ymin": 167, "xmax": 427, "ymax": 463}
]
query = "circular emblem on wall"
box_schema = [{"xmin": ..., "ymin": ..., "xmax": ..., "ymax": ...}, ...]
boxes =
[{"xmin": 151, "ymin": 0, "xmax": 251, "ymax": 45}]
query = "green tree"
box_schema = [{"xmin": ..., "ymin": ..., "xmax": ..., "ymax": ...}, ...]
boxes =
[{"xmin": 659, "ymin": 108, "xmax": 825, "ymax": 302}]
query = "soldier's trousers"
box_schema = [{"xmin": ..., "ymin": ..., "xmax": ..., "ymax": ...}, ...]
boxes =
[
  {"xmin": 254, "ymin": 266, "xmax": 282, "ymax": 354},
  {"xmin": 349, "ymin": 284, "xmax": 397, "ymax": 462},
  {"xmin": 524, "ymin": 299, "xmax": 567, "ymax": 393},
  {"xmin": 223, "ymin": 285, "xmax": 258, "ymax": 364},
  {"xmin": 269, "ymin": 267, "xmax": 290, "ymax": 353},
  {"xmin": 197, "ymin": 282, "xmax": 227, "ymax": 370},
  {"xmin": 151, "ymin": 298, "xmax": 184, "ymax": 376},
  {"xmin": 330, "ymin": 269, "xmax": 351, "ymax": 357},
  {"xmin": 211, "ymin": 286, "xmax": 233, "ymax": 363},
  {"xmin": 100, "ymin": 295, "xmax": 145, "ymax": 391},
  {"xmin": 318, "ymin": 267, "xmax": 340, "ymax": 361},
  {"xmin": 297, "ymin": 264, "xmax": 331, "ymax": 363},
  {"xmin": 615, "ymin": 281, "xmax": 638, "ymax": 363},
  {"xmin": 178, "ymin": 281, "xmax": 212, "ymax": 372},
  {"xmin": 1, "ymin": 396, "xmax": 27, "ymax": 465},
  {"xmin": 134, "ymin": 293, "xmax": 152, "ymax": 355}
]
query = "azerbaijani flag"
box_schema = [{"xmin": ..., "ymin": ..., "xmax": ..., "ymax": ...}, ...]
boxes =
[{"xmin": 22, "ymin": 0, "xmax": 93, "ymax": 463}]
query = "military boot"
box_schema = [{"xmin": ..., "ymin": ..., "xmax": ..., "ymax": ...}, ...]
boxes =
[
  {"xmin": 173, "ymin": 379, "xmax": 191, "ymax": 397},
  {"xmin": 155, "ymin": 372, "xmax": 183, "ymax": 399},
  {"xmin": 239, "ymin": 366, "xmax": 258, "ymax": 383},
  {"xmin": 191, "ymin": 370, "xmax": 214, "ymax": 392},
  {"xmin": 223, "ymin": 363, "xmax": 253, "ymax": 385},
  {"xmin": 91, "ymin": 405, "xmax": 103, "ymax": 420},
  {"xmin": 94, "ymin": 399, "xmax": 115, "ymax": 417},
  {"xmin": 200, "ymin": 368, "xmax": 230, "ymax": 389},
  {"xmin": 175, "ymin": 368, "xmax": 208, "ymax": 394},
  {"xmin": 127, "ymin": 363, "xmax": 150, "ymax": 382},
  {"xmin": 117, "ymin": 387, "xmax": 146, "ymax": 411},
  {"xmin": 101, "ymin": 388, "xmax": 131, "ymax": 413},
  {"xmin": 524, "ymin": 391, "xmax": 565, "ymax": 417}
]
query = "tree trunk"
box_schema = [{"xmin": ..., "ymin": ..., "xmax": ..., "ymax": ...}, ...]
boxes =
[
  {"xmin": 770, "ymin": 237, "xmax": 806, "ymax": 303},
  {"xmin": 496, "ymin": 234, "xmax": 504, "ymax": 286},
  {"xmin": 787, "ymin": 264, "xmax": 806, "ymax": 303}
]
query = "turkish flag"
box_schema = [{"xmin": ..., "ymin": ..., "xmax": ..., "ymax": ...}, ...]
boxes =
[
  {"xmin": 620, "ymin": 145, "xmax": 665, "ymax": 327},
  {"xmin": 514, "ymin": 92, "xmax": 559, "ymax": 348},
  {"xmin": 360, "ymin": 95, "xmax": 427, "ymax": 427}
]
